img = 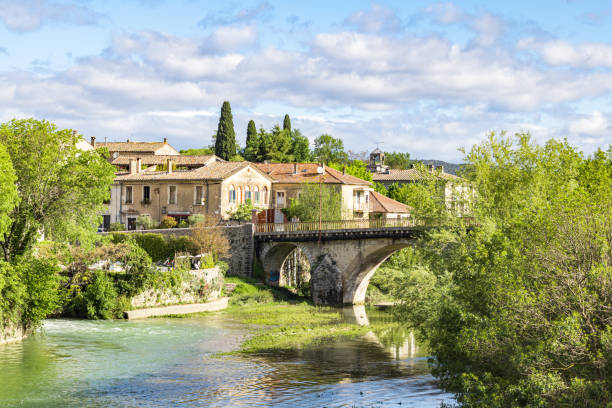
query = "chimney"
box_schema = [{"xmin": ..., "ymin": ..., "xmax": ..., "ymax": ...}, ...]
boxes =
[
  {"xmin": 167, "ymin": 159, "xmax": 173, "ymax": 174},
  {"xmin": 90, "ymin": 136, "xmax": 96, "ymax": 147},
  {"xmin": 136, "ymin": 157, "xmax": 142, "ymax": 173},
  {"xmin": 129, "ymin": 159, "xmax": 137, "ymax": 174},
  {"xmin": 428, "ymin": 164, "xmax": 434, "ymax": 173},
  {"xmin": 72, "ymin": 130, "xmax": 78, "ymax": 137},
  {"xmin": 163, "ymin": 137, "xmax": 167, "ymax": 144},
  {"xmin": 293, "ymin": 163, "xmax": 298, "ymax": 175},
  {"xmin": 436, "ymin": 165, "xmax": 444, "ymax": 173}
]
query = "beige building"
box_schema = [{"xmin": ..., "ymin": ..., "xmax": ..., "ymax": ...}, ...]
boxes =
[
  {"xmin": 109, "ymin": 159, "xmax": 273, "ymax": 229},
  {"xmin": 254, "ymin": 163, "xmax": 374, "ymax": 221}
]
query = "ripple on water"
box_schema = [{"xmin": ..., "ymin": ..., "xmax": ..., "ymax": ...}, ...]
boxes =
[{"xmin": 0, "ymin": 318, "xmax": 454, "ymax": 408}]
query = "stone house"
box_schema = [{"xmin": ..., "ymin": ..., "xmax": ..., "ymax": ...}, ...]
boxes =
[
  {"xmin": 254, "ymin": 163, "xmax": 375, "ymax": 221},
  {"xmin": 90, "ymin": 137, "xmax": 180, "ymax": 161},
  {"xmin": 109, "ymin": 159, "xmax": 272, "ymax": 229}
]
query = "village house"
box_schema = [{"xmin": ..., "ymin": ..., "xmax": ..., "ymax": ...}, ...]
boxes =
[{"xmin": 109, "ymin": 159, "xmax": 273, "ymax": 229}]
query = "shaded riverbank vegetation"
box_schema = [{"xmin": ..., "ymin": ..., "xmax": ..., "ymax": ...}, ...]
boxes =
[{"xmin": 385, "ymin": 134, "xmax": 611, "ymax": 407}]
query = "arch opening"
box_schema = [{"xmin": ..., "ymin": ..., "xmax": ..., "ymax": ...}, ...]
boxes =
[
  {"xmin": 261, "ymin": 243, "xmax": 311, "ymax": 290},
  {"xmin": 343, "ymin": 244, "xmax": 412, "ymax": 305}
]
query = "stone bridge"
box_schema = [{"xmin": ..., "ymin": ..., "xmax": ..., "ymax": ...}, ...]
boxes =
[{"xmin": 255, "ymin": 223, "xmax": 427, "ymax": 305}]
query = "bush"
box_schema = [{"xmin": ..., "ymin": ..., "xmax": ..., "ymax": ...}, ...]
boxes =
[
  {"xmin": 109, "ymin": 222, "xmax": 125, "ymax": 232},
  {"xmin": 159, "ymin": 216, "xmax": 177, "ymax": 229},
  {"xmin": 82, "ymin": 271, "xmax": 117, "ymax": 320},
  {"xmin": 136, "ymin": 215, "xmax": 156, "ymax": 230},
  {"xmin": 188, "ymin": 214, "xmax": 205, "ymax": 226},
  {"xmin": 178, "ymin": 220, "xmax": 188, "ymax": 228}
]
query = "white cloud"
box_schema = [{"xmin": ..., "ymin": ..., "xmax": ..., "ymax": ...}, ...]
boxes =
[
  {"xmin": 344, "ymin": 3, "xmax": 402, "ymax": 33},
  {"xmin": 567, "ymin": 111, "xmax": 610, "ymax": 135},
  {"xmin": 518, "ymin": 38, "xmax": 612, "ymax": 68},
  {"xmin": 0, "ymin": 0, "xmax": 105, "ymax": 32}
]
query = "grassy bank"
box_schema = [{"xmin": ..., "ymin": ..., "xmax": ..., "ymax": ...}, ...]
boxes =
[{"xmin": 214, "ymin": 276, "xmax": 402, "ymax": 354}]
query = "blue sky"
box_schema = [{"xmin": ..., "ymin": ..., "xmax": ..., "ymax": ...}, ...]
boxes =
[{"xmin": 1, "ymin": 1, "xmax": 611, "ymax": 161}]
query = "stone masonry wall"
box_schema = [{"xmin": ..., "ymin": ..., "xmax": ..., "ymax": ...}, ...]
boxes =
[{"xmin": 0, "ymin": 322, "xmax": 31, "ymax": 345}]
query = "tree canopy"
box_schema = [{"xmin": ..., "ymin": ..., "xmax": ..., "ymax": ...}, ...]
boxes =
[
  {"xmin": 214, "ymin": 101, "xmax": 237, "ymax": 160},
  {"xmin": 282, "ymin": 184, "xmax": 343, "ymax": 221},
  {"xmin": 393, "ymin": 133, "xmax": 612, "ymax": 406},
  {"xmin": 283, "ymin": 114, "xmax": 291, "ymax": 131},
  {"xmin": 244, "ymin": 120, "xmax": 259, "ymax": 161},
  {"xmin": 313, "ymin": 134, "xmax": 348, "ymax": 164},
  {"xmin": 0, "ymin": 119, "xmax": 116, "ymax": 261},
  {"xmin": 384, "ymin": 152, "xmax": 412, "ymax": 169}
]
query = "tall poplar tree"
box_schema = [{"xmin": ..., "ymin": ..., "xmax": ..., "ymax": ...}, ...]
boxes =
[
  {"xmin": 214, "ymin": 101, "xmax": 236, "ymax": 160},
  {"xmin": 283, "ymin": 114, "xmax": 291, "ymax": 131},
  {"xmin": 244, "ymin": 119, "xmax": 260, "ymax": 161}
]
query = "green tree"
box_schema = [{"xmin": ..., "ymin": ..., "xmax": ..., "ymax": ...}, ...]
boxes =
[
  {"xmin": 384, "ymin": 152, "xmax": 412, "ymax": 169},
  {"xmin": 328, "ymin": 160, "xmax": 372, "ymax": 181},
  {"xmin": 283, "ymin": 114, "xmax": 291, "ymax": 131},
  {"xmin": 282, "ymin": 184, "xmax": 344, "ymax": 221},
  {"xmin": 244, "ymin": 120, "xmax": 260, "ymax": 162},
  {"xmin": 313, "ymin": 134, "xmax": 348, "ymax": 164},
  {"xmin": 290, "ymin": 129, "xmax": 311, "ymax": 162},
  {"xmin": 258, "ymin": 125, "xmax": 293, "ymax": 162},
  {"xmin": 227, "ymin": 199, "xmax": 257, "ymax": 221},
  {"xmin": 395, "ymin": 133, "xmax": 612, "ymax": 407},
  {"xmin": 180, "ymin": 148, "xmax": 214, "ymax": 156},
  {"xmin": 0, "ymin": 119, "xmax": 116, "ymax": 261},
  {"xmin": 214, "ymin": 101, "xmax": 237, "ymax": 160},
  {"xmin": 0, "ymin": 143, "xmax": 18, "ymax": 238}
]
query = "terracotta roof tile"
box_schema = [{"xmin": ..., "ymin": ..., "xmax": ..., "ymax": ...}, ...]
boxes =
[
  {"xmin": 369, "ymin": 191, "xmax": 411, "ymax": 214},
  {"xmin": 253, "ymin": 163, "xmax": 371, "ymax": 185},
  {"xmin": 371, "ymin": 168, "xmax": 460, "ymax": 182},
  {"xmin": 95, "ymin": 141, "xmax": 177, "ymax": 154},
  {"xmin": 111, "ymin": 154, "xmax": 219, "ymax": 166},
  {"xmin": 114, "ymin": 161, "xmax": 271, "ymax": 182}
]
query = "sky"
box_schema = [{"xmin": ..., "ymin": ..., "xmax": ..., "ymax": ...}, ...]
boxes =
[{"xmin": 1, "ymin": 1, "xmax": 612, "ymax": 161}]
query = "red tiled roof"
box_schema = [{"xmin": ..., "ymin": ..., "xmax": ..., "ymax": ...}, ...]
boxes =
[
  {"xmin": 369, "ymin": 191, "xmax": 411, "ymax": 214},
  {"xmin": 111, "ymin": 154, "xmax": 219, "ymax": 166},
  {"xmin": 371, "ymin": 168, "xmax": 460, "ymax": 182},
  {"xmin": 254, "ymin": 163, "xmax": 371, "ymax": 185},
  {"xmin": 114, "ymin": 161, "xmax": 272, "ymax": 182},
  {"xmin": 95, "ymin": 141, "xmax": 178, "ymax": 154}
]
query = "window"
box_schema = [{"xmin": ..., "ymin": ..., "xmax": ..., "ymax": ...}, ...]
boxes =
[
  {"xmin": 229, "ymin": 185, "xmax": 236, "ymax": 203},
  {"xmin": 263, "ymin": 186, "xmax": 268, "ymax": 204},
  {"xmin": 237, "ymin": 187, "xmax": 242, "ymax": 204},
  {"xmin": 169, "ymin": 185, "xmax": 177, "ymax": 204},
  {"xmin": 125, "ymin": 186, "xmax": 133, "ymax": 204},
  {"xmin": 245, "ymin": 186, "xmax": 252, "ymax": 202},
  {"xmin": 253, "ymin": 186, "xmax": 260, "ymax": 203},
  {"xmin": 143, "ymin": 186, "xmax": 151, "ymax": 202},
  {"xmin": 276, "ymin": 191, "xmax": 285, "ymax": 208},
  {"xmin": 195, "ymin": 186, "xmax": 204, "ymax": 205}
]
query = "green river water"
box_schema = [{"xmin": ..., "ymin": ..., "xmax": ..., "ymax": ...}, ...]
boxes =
[{"xmin": 0, "ymin": 310, "xmax": 453, "ymax": 407}]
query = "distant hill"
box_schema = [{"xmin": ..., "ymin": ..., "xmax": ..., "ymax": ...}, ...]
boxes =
[{"xmin": 416, "ymin": 160, "xmax": 464, "ymax": 176}]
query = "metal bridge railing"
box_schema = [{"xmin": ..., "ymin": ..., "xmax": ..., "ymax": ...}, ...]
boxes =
[{"xmin": 253, "ymin": 217, "xmax": 477, "ymax": 234}]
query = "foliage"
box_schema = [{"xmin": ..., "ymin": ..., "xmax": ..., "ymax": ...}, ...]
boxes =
[
  {"xmin": 189, "ymin": 217, "xmax": 230, "ymax": 262},
  {"xmin": 244, "ymin": 120, "xmax": 259, "ymax": 161},
  {"xmin": 0, "ymin": 143, "xmax": 18, "ymax": 238},
  {"xmin": 0, "ymin": 257, "xmax": 61, "ymax": 329},
  {"xmin": 81, "ymin": 271, "xmax": 117, "ymax": 320},
  {"xmin": 328, "ymin": 160, "xmax": 372, "ymax": 181},
  {"xmin": 313, "ymin": 134, "xmax": 348, "ymax": 164},
  {"xmin": 0, "ymin": 118, "xmax": 116, "ymax": 262},
  {"xmin": 373, "ymin": 181, "xmax": 388, "ymax": 195},
  {"xmin": 110, "ymin": 233, "xmax": 193, "ymax": 263},
  {"xmin": 290, "ymin": 129, "xmax": 311, "ymax": 162},
  {"xmin": 384, "ymin": 152, "xmax": 412, "ymax": 169},
  {"xmin": 136, "ymin": 214, "xmax": 156, "ymax": 230},
  {"xmin": 282, "ymin": 183, "xmax": 343, "ymax": 222},
  {"xmin": 109, "ymin": 222, "xmax": 125, "ymax": 232},
  {"xmin": 188, "ymin": 214, "xmax": 205, "ymax": 226},
  {"xmin": 258, "ymin": 125, "xmax": 293, "ymax": 162},
  {"xmin": 159, "ymin": 216, "xmax": 177, "ymax": 229},
  {"xmin": 227, "ymin": 199, "xmax": 257, "ymax": 221},
  {"xmin": 214, "ymin": 101, "xmax": 237, "ymax": 160},
  {"xmin": 283, "ymin": 114, "xmax": 291, "ymax": 131},
  {"xmin": 394, "ymin": 134, "xmax": 612, "ymax": 407},
  {"xmin": 179, "ymin": 147, "xmax": 214, "ymax": 155}
]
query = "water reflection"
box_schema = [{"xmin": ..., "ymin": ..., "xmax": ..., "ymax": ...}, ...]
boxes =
[{"xmin": 0, "ymin": 310, "xmax": 452, "ymax": 407}]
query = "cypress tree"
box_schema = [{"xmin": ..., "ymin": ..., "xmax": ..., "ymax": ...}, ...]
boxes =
[
  {"xmin": 283, "ymin": 114, "xmax": 291, "ymax": 132},
  {"xmin": 244, "ymin": 120, "xmax": 259, "ymax": 161},
  {"xmin": 214, "ymin": 101, "xmax": 236, "ymax": 160}
]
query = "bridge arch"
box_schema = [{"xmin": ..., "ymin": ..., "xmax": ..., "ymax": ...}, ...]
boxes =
[
  {"xmin": 259, "ymin": 242, "xmax": 315, "ymax": 285},
  {"xmin": 342, "ymin": 243, "xmax": 412, "ymax": 304}
]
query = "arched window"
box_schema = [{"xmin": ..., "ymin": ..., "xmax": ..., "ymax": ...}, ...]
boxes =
[
  {"xmin": 237, "ymin": 187, "xmax": 242, "ymax": 203},
  {"xmin": 263, "ymin": 186, "xmax": 268, "ymax": 204},
  {"xmin": 253, "ymin": 186, "xmax": 260, "ymax": 203},
  {"xmin": 229, "ymin": 185, "xmax": 236, "ymax": 203},
  {"xmin": 245, "ymin": 185, "xmax": 252, "ymax": 202}
]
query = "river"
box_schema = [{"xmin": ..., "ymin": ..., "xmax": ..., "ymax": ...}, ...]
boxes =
[{"xmin": 0, "ymin": 309, "xmax": 453, "ymax": 407}]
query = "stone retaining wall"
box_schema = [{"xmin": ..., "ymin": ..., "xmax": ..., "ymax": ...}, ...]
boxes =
[
  {"xmin": 130, "ymin": 266, "xmax": 223, "ymax": 308},
  {"xmin": 0, "ymin": 322, "xmax": 31, "ymax": 345}
]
